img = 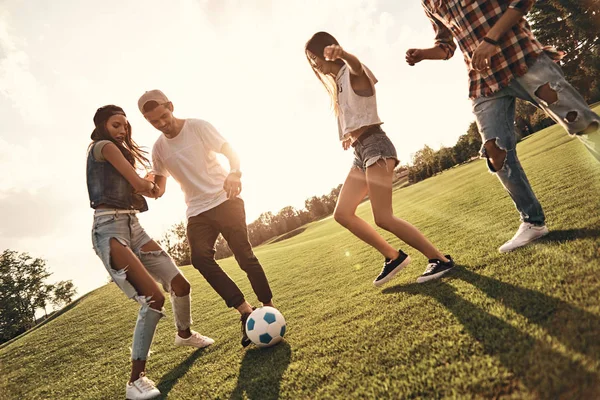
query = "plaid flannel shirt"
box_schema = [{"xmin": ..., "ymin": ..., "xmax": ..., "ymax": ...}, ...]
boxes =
[{"xmin": 422, "ymin": 0, "xmax": 548, "ymax": 99}]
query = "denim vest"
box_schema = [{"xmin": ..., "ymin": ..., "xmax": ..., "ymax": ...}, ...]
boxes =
[{"xmin": 86, "ymin": 142, "xmax": 148, "ymax": 212}]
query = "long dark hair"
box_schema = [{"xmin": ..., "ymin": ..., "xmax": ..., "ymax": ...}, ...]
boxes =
[
  {"xmin": 305, "ymin": 32, "xmax": 345, "ymax": 115},
  {"xmin": 89, "ymin": 105, "xmax": 150, "ymax": 169}
]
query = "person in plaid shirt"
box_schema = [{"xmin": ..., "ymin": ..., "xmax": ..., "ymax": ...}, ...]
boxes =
[{"xmin": 407, "ymin": 0, "xmax": 600, "ymax": 253}]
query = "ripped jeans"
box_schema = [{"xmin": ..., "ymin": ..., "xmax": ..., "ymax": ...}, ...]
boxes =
[
  {"xmin": 91, "ymin": 210, "xmax": 191, "ymax": 360},
  {"xmin": 473, "ymin": 53, "xmax": 600, "ymax": 225}
]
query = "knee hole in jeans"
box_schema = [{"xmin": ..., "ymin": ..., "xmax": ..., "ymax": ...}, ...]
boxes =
[
  {"xmin": 534, "ymin": 82, "xmax": 558, "ymax": 106},
  {"xmin": 565, "ymin": 111, "xmax": 578, "ymax": 123},
  {"xmin": 484, "ymin": 139, "xmax": 507, "ymax": 172}
]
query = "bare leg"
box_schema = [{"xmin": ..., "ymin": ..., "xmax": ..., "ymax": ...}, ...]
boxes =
[
  {"xmin": 334, "ymin": 167, "xmax": 398, "ymax": 260},
  {"xmin": 109, "ymin": 239, "xmax": 165, "ymax": 383},
  {"xmin": 366, "ymin": 159, "xmax": 448, "ymax": 261}
]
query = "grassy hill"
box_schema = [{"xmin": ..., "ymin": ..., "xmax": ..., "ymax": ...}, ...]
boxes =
[{"xmin": 2, "ymin": 109, "xmax": 600, "ymax": 399}]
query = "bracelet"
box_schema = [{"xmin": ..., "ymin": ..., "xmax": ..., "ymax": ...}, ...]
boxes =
[{"xmin": 483, "ymin": 36, "xmax": 500, "ymax": 46}]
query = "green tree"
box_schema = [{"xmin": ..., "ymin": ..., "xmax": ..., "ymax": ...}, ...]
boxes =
[
  {"xmin": 454, "ymin": 122, "xmax": 482, "ymax": 164},
  {"xmin": 515, "ymin": 99, "xmax": 538, "ymax": 137},
  {"xmin": 215, "ymin": 234, "xmax": 233, "ymax": 260},
  {"xmin": 51, "ymin": 281, "xmax": 77, "ymax": 309},
  {"xmin": 159, "ymin": 222, "xmax": 190, "ymax": 266},
  {"xmin": 529, "ymin": 0, "xmax": 600, "ymax": 101},
  {"xmin": 0, "ymin": 250, "xmax": 74, "ymax": 343},
  {"xmin": 305, "ymin": 196, "xmax": 327, "ymax": 219},
  {"xmin": 436, "ymin": 147, "xmax": 457, "ymax": 171}
]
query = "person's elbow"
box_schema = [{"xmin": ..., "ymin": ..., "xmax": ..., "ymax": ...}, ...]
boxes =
[
  {"xmin": 436, "ymin": 42, "xmax": 456, "ymax": 60},
  {"xmin": 221, "ymin": 142, "xmax": 240, "ymax": 161}
]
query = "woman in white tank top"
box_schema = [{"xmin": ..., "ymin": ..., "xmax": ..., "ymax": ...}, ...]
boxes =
[{"xmin": 305, "ymin": 32, "xmax": 456, "ymax": 285}]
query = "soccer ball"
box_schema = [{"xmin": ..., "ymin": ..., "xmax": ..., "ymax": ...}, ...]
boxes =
[{"xmin": 245, "ymin": 306, "xmax": 286, "ymax": 347}]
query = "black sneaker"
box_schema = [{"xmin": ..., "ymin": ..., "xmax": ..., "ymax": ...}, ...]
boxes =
[
  {"xmin": 373, "ymin": 250, "xmax": 411, "ymax": 287},
  {"xmin": 416, "ymin": 255, "xmax": 455, "ymax": 283},
  {"xmin": 240, "ymin": 307, "xmax": 256, "ymax": 348}
]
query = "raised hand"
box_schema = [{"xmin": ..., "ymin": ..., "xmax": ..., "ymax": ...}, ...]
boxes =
[
  {"xmin": 405, "ymin": 49, "xmax": 425, "ymax": 66},
  {"xmin": 324, "ymin": 44, "xmax": 345, "ymax": 62}
]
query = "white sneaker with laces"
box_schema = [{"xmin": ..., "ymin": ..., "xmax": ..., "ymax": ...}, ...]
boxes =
[
  {"xmin": 126, "ymin": 372, "xmax": 160, "ymax": 400},
  {"xmin": 174, "ymin": 330, "xmax": 215, "ymax": 348},
  {"xmin": 499, "ymin": 222, "xmax": 549, "ymax": 253}
]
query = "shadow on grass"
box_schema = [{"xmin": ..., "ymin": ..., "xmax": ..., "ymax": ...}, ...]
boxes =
[
  {"xmin": 538, "ymin": 228, "xmax": 600, "ymax": 243},
  {"xmin": 229, "ymin": 341, "xmax": 292, "ymax": 400},
  {"xmin": 383, "ymin": 267, "xmax": 600, "ymax": 398},
  {"xmin": 156, "ymin": 348, "xmax": 209, "ymax": 398}
]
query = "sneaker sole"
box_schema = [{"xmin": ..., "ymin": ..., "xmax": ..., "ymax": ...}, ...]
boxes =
[
  {"xmin": 126, "ymin": 391, "xmax": 161, "ymax": 400},
  {"xmin": 416, "ymin": 266, "xmax": 455, "ymax": 283},
  {"xmin": 373, "ymin": 256, "xmax": 411, "ymax": 287},
  {"xmin": 498, "ymin": 228, "xmax": 549, "ymax": 253},
  {"xmin": 174, "ymin": 341, "xmax": 214, "ymax": 348}
]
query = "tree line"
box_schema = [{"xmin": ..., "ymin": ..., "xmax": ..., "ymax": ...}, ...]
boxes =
[
  {"xmin": 1, "ymin": 250, "xmax": 77, "ymax": 344},
  {"xmin": 160, "ymin": 184, "xmax": 344, "ymax": 264}
]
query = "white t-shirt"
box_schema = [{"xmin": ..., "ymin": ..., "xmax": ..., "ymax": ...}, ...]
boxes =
[
  {"xmin": 336, "ymin": 63, "xmax": 383, "ymax": 140},
  {"xmin": 151, "ymin": 119, "xmax": 231, "ymax": 218}
]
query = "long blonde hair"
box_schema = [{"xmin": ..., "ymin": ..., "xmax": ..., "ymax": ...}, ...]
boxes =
[{"xmin": 305, "ymin": 32, "xmax": 345, "ymax": 115}]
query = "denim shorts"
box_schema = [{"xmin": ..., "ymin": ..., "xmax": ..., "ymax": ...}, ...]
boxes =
[
  {"xmin": 91, "ymin": 210, "xmax": 181, "ymax": 299},
  {"xmin": 352, "ymin": 126, "xmax": 399, "ymax": 171}
]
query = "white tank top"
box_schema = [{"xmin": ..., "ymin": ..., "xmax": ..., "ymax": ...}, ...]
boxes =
[{"xmin": 336, "ymin": 63, "xmax": 383, "ymax": 140}]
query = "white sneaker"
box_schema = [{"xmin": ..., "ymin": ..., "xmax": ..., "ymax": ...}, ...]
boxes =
[
  {"xmin": 499, "ymin": 222, "xmax": 549, "ymax": 253},
  {"xmin": 126, "ymin": 373, "xmax": 160, "ymax": 400},
  {"xmin": 174, "ymin": 330, "xmax": 215, "ymax": 348}
]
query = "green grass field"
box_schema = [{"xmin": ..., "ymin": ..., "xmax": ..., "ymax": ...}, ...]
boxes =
[{"xmin": 2, "ymin": 109, "xmax": 600, "ymax": 399}]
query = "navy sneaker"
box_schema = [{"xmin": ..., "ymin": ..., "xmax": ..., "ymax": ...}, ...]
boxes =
[
  {"xmin": 373, "ymin": 250, "xmax": 411, "ymax": 287},
  {"xmin": 240, "ymin": 307, "xmax": 256, "ymax": 347},
  {"xmin": 416, "ymin": 255, "xmax": 455, "ymax": 283}
]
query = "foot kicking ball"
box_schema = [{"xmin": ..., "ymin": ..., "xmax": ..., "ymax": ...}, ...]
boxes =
[{"xmin": 245, "ymin": 306, "xmax": 286, "ymax": 347}]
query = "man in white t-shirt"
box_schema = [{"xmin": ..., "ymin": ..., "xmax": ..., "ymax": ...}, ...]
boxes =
[{"xmin": 138, "ymin": 90, "xmax": 274, "ymax": 347}]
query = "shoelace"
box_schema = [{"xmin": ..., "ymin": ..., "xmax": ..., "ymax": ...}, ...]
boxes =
[
  {"xmin": 382, "ymin": 258, "xmax": 397, "ymax": 272},
  {"xmin": 135, "ymin": 374, "xmax": 156, "ymax": 391},
  {"xmin": 192, "ymin": 333, "xmax": 210, "ymax": 344},
  {"xmin": 424, "ymin": 262, "xmax": 438, "ymax": 274}
]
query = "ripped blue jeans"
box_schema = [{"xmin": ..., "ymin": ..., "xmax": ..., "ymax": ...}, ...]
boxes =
[
  {"xmin": 472, "ymin": 53, "xmax": 600, "ymax": 225},
  {"xmin": 91, "ymin": 210, "xmax": 188, "ymax": 360}
]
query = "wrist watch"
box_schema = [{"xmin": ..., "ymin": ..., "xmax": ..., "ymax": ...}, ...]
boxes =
[{"xmin": 230, "ymin": 169, "xmax": 242, "ymax": 178}]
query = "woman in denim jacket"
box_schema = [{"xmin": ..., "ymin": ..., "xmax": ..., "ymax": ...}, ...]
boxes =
[{"xmin": 87, "ymin": 105, "xmax": 213, "ymax": 400}]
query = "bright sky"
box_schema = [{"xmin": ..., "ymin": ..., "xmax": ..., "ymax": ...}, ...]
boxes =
[{"xmin": 0, "ymin": 0, "xmax": 474, "ymax": 299}]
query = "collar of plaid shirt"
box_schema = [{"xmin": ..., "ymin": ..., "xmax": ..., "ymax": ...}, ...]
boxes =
[{"xmin": 422, "ymin": 0, "xmax": 559, "ymax": 99}]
